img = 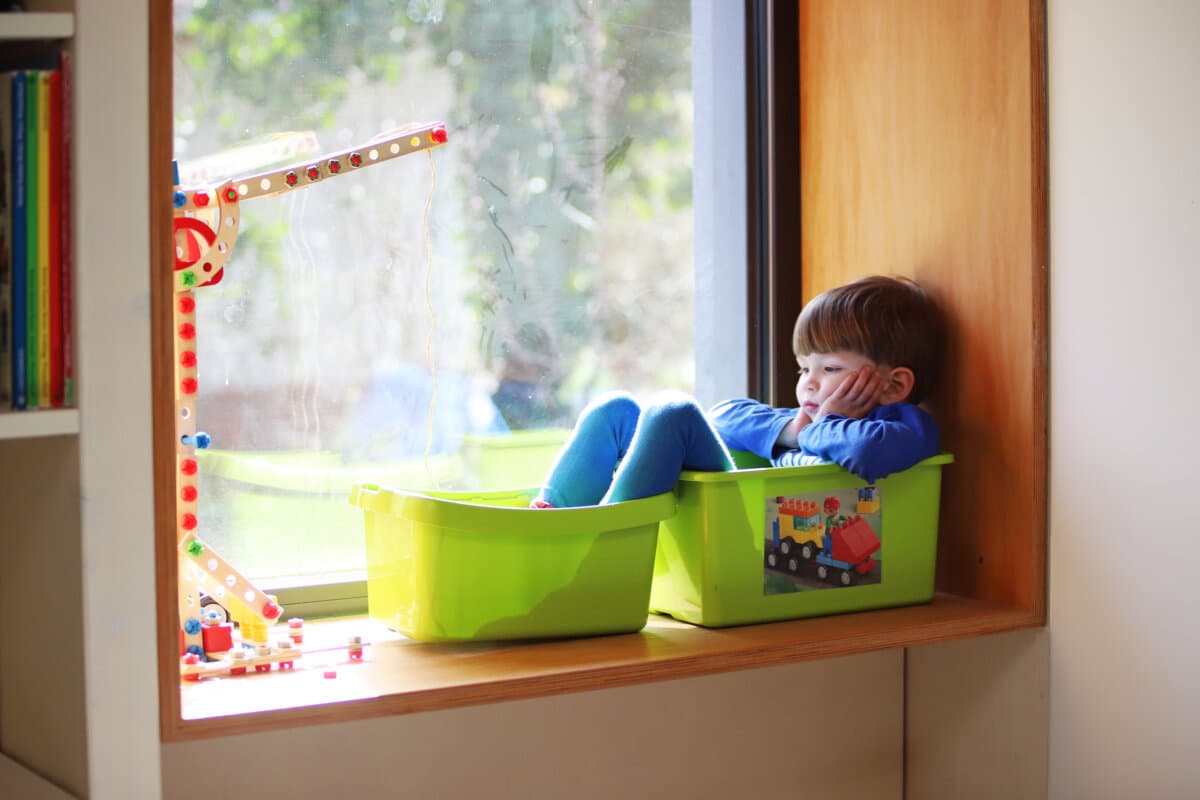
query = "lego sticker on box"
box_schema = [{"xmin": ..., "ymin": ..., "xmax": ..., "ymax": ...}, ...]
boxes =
[{"xmin": 763, "ymin": 486, "xmax": 882, "ymax": 594}]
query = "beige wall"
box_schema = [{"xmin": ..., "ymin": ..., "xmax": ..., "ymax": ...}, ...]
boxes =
[
  {"xmin": 164, "ymin": 654, "xmax": 904, "ymax": 799},
  {"xmin": 161, "ymin": 635, "xmax": 1050, "ymax": 800},
  {"xmin": 907, "ymin": 630, "xmax": 1049, "ymax": 800},
  {"xmin": 73, "ymin": 0, "xmax": 163, "ymax": 795},
  {"xmin": 1047, "ymin": 0, "xmax": 1200, "ymax": 796}
]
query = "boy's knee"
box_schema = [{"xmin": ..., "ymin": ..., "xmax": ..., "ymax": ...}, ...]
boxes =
[
  {"xmin": 584, "ymin": 391, "xmax": 641, "ymax": 428},
  {"xmin": 642, "ymin": 392, "xmax": 705, "ymax": 427}
]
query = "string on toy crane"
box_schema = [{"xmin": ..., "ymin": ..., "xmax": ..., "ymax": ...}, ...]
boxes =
[
  {"xmin": 289, "ymin": 187, "xmax": 322, "ymax": 448},
  {"xmin": 423, "ymin": 150, "xmax": 439, "ymax": 477}
]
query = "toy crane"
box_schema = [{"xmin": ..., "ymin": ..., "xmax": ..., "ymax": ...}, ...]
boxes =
[{"xmin": 172, "ymin": 122, "xmax": 448, "ymax": 678}]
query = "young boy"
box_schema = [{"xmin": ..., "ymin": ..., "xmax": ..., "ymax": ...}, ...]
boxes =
[
  {"xmin": 531, "ymin": 275, "xmax": 944, "ymax": 508},
  {"xmin": 711, "ymin": 274, "xmax": 944, "ymax": 483}
]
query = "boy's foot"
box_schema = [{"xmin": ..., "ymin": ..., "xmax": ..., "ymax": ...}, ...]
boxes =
[{"xmin": 530, "ymin": 498, "xmax": 554, "ymax": 509}]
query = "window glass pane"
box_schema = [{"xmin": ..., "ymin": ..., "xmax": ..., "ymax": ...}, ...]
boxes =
[{"xmin": 173, "ymin": 0, "xmax": 696, "ymax": 587}]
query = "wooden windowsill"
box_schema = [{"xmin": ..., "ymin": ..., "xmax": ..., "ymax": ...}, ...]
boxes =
[{"xmin": 168, "ymin": 593, "xmax": 1040, "ymax": 741}]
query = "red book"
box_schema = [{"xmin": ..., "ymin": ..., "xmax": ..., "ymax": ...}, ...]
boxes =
[
  {"xmin": 58, "ymin": 52, "xmax": 72, "ymax": 407},
  {"xmin": 48, "ymin": 66, "xmax": 62, "ymax": 407}
]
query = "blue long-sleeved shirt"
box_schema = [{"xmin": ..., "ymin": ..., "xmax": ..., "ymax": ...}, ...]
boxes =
[{"xmin": 708, "ymin": 398, "xmax": 941, "ymax": 483}]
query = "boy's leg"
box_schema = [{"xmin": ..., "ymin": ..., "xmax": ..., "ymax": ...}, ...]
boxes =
[
  {"xmin": 536, "ymin": 392, "xmax": 642, "ymax": 508},
  {"xmin": 602, "ymin": 392, "xmax": 734, "ymax": 504}
]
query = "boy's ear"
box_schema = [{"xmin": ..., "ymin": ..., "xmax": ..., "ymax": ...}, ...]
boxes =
[{"xmin": 880, "ymin": 366, "xmax": 915, "ymax": 404}]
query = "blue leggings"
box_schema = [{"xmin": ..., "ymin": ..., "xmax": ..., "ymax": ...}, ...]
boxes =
[{"xmin": 536, "ymin": 391, "xmax": 735, "ymax": 507}]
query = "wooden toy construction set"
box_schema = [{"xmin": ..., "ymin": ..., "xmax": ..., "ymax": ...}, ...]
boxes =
[{"xmin": 171, "ymin": 123, "xmax": 448, "ymax": 682}]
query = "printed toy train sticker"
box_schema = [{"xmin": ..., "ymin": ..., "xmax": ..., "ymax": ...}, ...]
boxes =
[{"xmin": 763, "ymin": 485, "xmax": 883, "ymax": 594}]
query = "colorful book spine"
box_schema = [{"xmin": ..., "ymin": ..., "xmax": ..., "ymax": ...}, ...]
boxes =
[
  {"xmin": 0, "ymin": 58, "xmax": 71, "ymax": 411},
  {"xmin": 24, "ymin": 69, "xmax": 38, "ymax": 407},
  {"xmin": 59, "ymin": 52, "xmax": 72, "ymax": 408},
  {"xmin": 48, "ymin": 67, "xmax": 62, "ymax": 407},
  {"xmin": 37, "ymin": 70, "xmax": 51, "ymax": 408},
  {"xmin": 10, "ymin": 71, "xmax": 27, "ymax": 409},
  {"xmin": 0, "ymin": 73, "xmax": 10, "ymax": 408}
]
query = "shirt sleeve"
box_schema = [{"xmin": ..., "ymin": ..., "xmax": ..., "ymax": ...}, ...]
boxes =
[
  {"xmin": 796, "ymin": 403, "xmax": 941, "ymax": 483},
  {"xmin": 707, "ymin": 398, "xmax": 799, "ymax": 461}
]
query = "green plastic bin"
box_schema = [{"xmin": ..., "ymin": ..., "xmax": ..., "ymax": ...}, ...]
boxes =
[
  {"xmin": 649, "ymin": 453, "xmax": 953, "ymax": 627},
  {"xmin": 350, "ymin": 484, "xmax": 675, "ymax": 641},
  {"xmin": 459, "ymin": 428, "xmax": 571, "ymax": 489}
]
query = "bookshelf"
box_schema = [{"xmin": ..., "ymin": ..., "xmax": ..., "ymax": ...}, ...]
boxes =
[
  {"xmin": 0, "ymin": 4, "xmax": 160, "ymax": 798},
  {"xmin": 0, "ymin": 9, "xmax": 76, "ymax": 436},
  {"xmin": 0, "ymin": 9, "xmax": 82, "ymax": 796}
]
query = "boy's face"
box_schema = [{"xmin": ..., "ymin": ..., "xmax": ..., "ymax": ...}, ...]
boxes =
[{"xmin": 795, "ymin": 350, "xmax": 898, "ymax": 418}]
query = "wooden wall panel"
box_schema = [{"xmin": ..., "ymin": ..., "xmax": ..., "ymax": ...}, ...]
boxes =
[{"xmin": 798, "ymin": 0, "xmax": 1046, "ymax": 612}]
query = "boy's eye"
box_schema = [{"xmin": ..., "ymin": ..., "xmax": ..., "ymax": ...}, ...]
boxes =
[{"xmin": 823, "ymin": 366, "xmax": 842, "ymax": 373}]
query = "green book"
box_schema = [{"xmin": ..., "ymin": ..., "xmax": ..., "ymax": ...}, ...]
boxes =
[{"xmin": 24, "ymin": 70, "xmax": 38, "ymax": 406}]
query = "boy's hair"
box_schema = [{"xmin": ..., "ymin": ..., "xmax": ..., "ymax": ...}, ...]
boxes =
[{"xmin": 792, "ymin": 275, "xmax": 945, "ymax": 404}]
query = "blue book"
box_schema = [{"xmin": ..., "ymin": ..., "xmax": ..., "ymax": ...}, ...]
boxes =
[
  {"xmin": 9, "ymin": 71, "xmax": 27, "ymax": 409},
  {"xmin": 23, "ymin": 70, "xmax": 37, "ymax": 407}
]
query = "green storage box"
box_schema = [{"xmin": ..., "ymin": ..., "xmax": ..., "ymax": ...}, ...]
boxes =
[
  {"xmin": 350, "ymin": 484, "xmax": 675, "ymax": 641},
  {"xmin": 649, "ymin": 453, "xmax": 953, "ymax": 627},
  {"xmin": 460, "ymin": 429, "xmax": 570, "ymax": 489}
]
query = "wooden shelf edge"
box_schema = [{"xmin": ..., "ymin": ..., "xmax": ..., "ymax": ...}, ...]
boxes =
[
  {"xmin": 0, "ymin": 409, "xmax": 80, "ymax": 439},
  {"xmin": 163, "ymin": 594, "xmax": 1040, "ymax": 742}
]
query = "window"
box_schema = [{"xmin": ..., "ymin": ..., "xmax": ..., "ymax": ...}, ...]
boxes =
[{"xmin": 173, "ymin": 0, "xmax": 746, "ymax": 592}]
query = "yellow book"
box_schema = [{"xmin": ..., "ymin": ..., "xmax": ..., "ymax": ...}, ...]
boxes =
[
  {"xmin": 36, "ymin": 70, "xmax": 50, "ymax": 407},
  {"xmin": 24, "ymin": 70, "xmax": 38, "ymax": 407}
]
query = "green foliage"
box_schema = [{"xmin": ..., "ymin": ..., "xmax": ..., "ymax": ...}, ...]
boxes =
[
  {"xmin": 176, "ymin": 0, "xmax": 694, "ymax": 427},
  {"xmin": 177, "ymin": 1, "xmax": 412, "ymax": 130}
]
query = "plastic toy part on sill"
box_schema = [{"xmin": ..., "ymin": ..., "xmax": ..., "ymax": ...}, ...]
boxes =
[
  {"xmin": 181, "ymin": 640, "xmax": 299, "ymax": 682},
  {"xmin": 178, "ymin": 614, "xmax": 374, "ymax": 683},
  {"xmin": 649, "ymin": 452, "xmax": 954, "ymax": 628},
  {"xmin": 171, "ymin": 123, "xmax": 448, "ymax": 681},
  {"xmin": 349, "ymin": 485, "xmax": 675, "ymax": 642}
]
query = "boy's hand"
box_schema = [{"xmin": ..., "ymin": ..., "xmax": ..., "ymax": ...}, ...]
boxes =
[
  {"xmin": 777, "ymin": 411, "xmax": 813, "ymax": 449},
  {"xmin": 815, "ymin": 366, "xmax": 883, "ymax": 420}
]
